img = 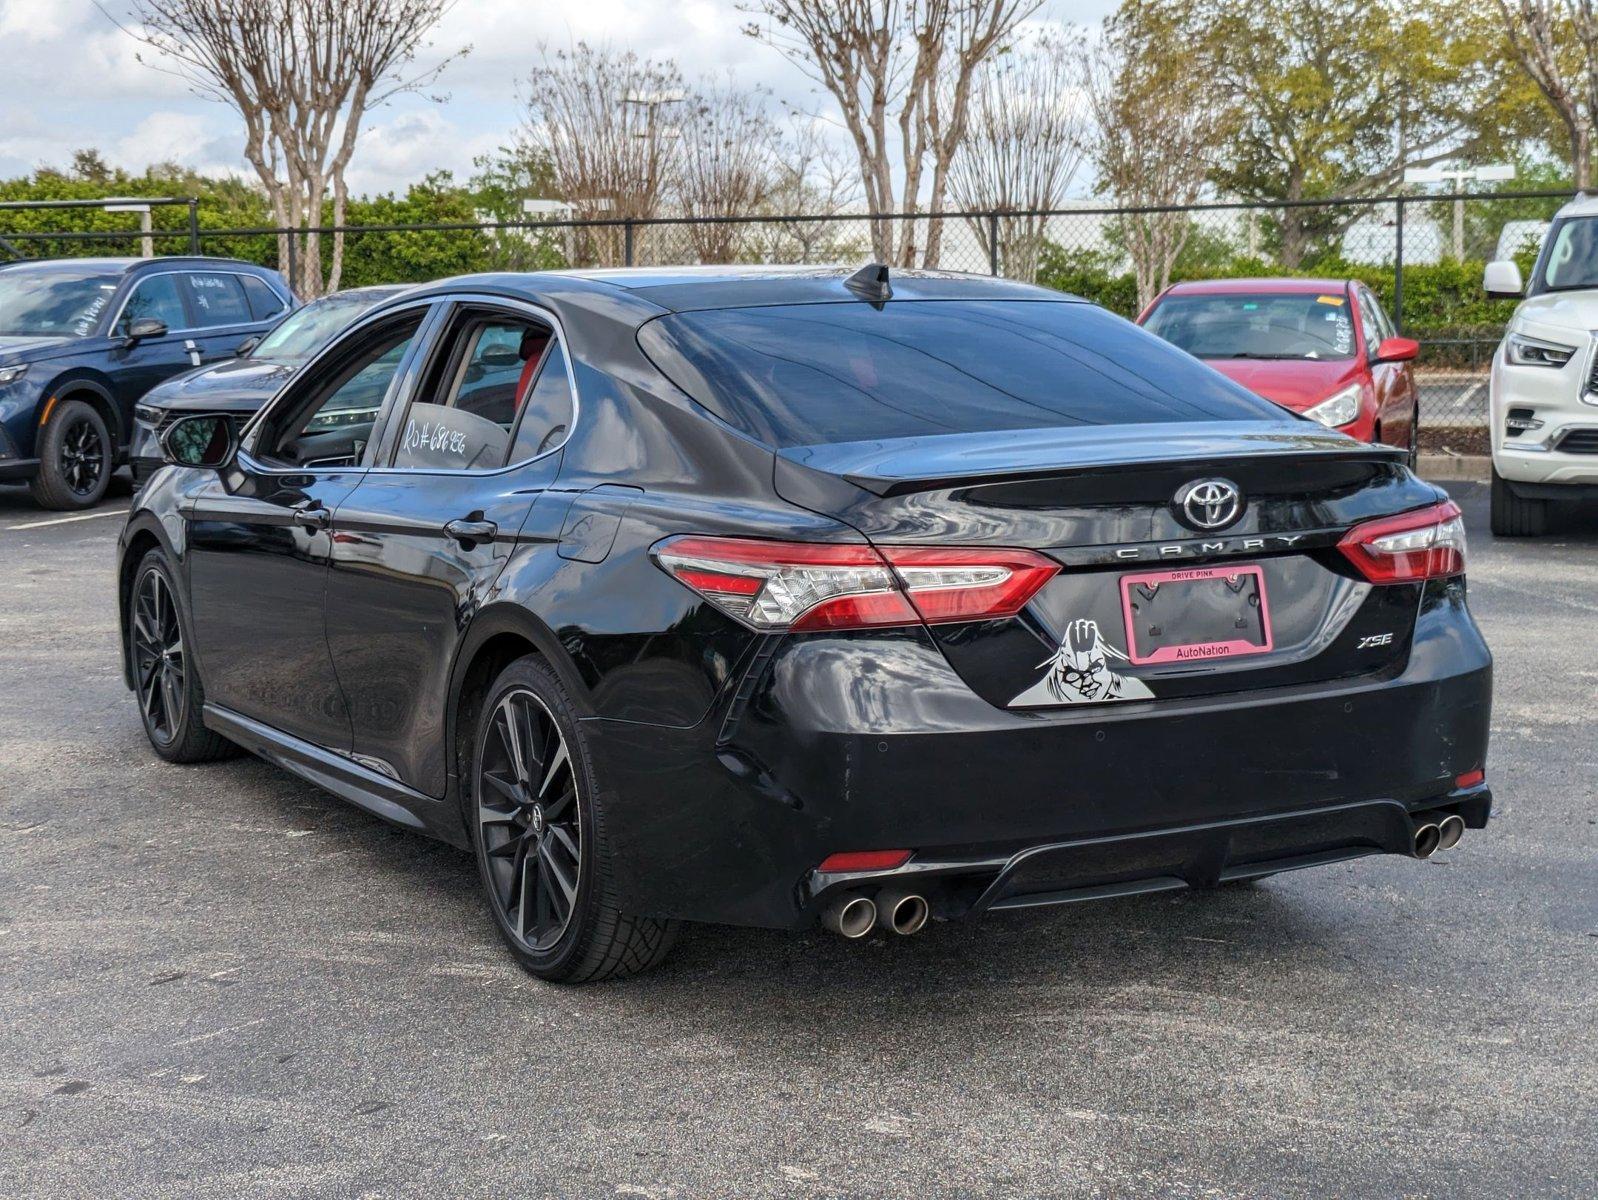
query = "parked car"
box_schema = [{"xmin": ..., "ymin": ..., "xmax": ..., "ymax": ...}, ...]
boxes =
[
  {"xmin": 0, "ymin": 256, "xmax": 293, "ymax": 509},
  {"xmin": 1139, "ymin": 279, "xmax": 1421, "ymax": 464},
  {"xmin": 118, "ymin": 265, "xmax": 1491, "ymax": 982},
  {"xmin": 1482, "ymin": 192, "xmax": 1598, "ymax": 535},
  {"xmin": 129, "ymin": 285, "xmax": 409, "ymax": 482}
]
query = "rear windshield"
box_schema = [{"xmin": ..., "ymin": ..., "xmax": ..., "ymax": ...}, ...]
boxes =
[
  {"xmin": 637, "ymin": 300, "xmax": 1287, "ymax": 449},
  {"xmin": 1142, "ymin": 292, "xmax": 1356, "ymax": 361}
]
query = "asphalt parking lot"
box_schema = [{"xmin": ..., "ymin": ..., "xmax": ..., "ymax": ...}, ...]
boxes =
[{"xmin": 1, "ymin": 474, "xmax": 1594, "ymax": 1199}]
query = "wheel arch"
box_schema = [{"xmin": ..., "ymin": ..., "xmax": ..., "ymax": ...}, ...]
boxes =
[
  {"xmin": 445, "ymin": 603, "xmax": 593, "ymax": 822},
  {"xmin": 38, "ymin": 372, "xmax": 123, "ymax": 450}
]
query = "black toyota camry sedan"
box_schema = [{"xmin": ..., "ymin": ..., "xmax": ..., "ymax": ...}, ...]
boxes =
[{"xmin": 117, "ymin": 265, "xmax": 1492, "ymax": 982}]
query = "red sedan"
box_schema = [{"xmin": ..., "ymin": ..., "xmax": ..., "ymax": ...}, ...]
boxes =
[{"xmin": 1138, "ymin": 279, "xmax": 1420, "ymax": 463}]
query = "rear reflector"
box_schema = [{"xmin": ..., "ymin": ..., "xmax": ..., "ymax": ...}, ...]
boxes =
[
  {"xmin": 652, "ymin": 536, "xmax": 1057, "ymax": 632},
  {"xmin": 1337, "ymin": 500, "xmax": 1466, "ymax": 583},
  {"xmin": 817, "ymin": 850, "xmax": 913, "ymax": 873},
  {"xmin": 1455, "ymin": 768, "xmax": 1485, "ymax": 789}
]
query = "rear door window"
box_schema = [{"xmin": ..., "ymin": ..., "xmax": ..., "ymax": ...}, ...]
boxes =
[
  {"xmin": 182, "ymin": 272, "xmax": 253, "ymax": 328},
  {"xmin": 239, "ymin": 274, "xmax": 289, "ymax": 321},
  {"xmin": 392, "ymin": 312, "xmax": 567, "ymax": 471},
  {"xmin": 639, "ymin": 300, "xmax": 1286, "ymax": 449}
]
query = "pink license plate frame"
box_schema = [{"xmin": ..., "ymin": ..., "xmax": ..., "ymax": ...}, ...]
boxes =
[{"xmin": 1118, "ymin": 564, "xmax": 1274, "ymax": 666}]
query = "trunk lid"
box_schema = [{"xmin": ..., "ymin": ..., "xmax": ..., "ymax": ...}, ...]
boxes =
[{"xmin": 774, "ymin": 421, "xmax": 1436, "ymax": 711}]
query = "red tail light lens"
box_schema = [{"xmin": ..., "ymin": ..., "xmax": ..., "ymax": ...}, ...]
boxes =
[
  {"xmin": 652, "ymin": 536, "xmax": 1058, "ymax": 632},
  {"xmin": 1338, "ymin": 501, "xmax": 1466, "ymax": 583}
]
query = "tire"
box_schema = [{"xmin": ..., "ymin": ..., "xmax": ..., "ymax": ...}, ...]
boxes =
[
  {"xmin": 128, "ymin": 549, "xmax": 236, "ymax": 764},
  {"xmin": 30, "ymin": 398, "xmax": 112, "ymax": 510},
  {"xmin": 470, "ymin": 655, "xmax": 678, "ymax": 983},
  {"xmin": 1490, "ymin": 466, "xmax": 1548, "ymax": 537}
]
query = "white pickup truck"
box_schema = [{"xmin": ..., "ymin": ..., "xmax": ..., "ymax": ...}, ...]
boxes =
[{"xmin": 1484, "ymin": 192, "xmax": 1598, "ymax": 535}]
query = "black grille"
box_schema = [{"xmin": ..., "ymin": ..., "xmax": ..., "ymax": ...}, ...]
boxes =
[
  {"xmin": 1588, "ymin": 346, "xmax": 1598, "ymax": 396},
  {"xmin": 1557, "ymin": 428, "xmax": 1598, "ymax": 454}
]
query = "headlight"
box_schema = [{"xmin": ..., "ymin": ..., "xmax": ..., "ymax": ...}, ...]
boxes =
[
  {"xmin": 0, "ymin": 364, "xmax": 29, "ymax": 387},
  {"xmin": 1505, "ymin": 333, "xmax": 1577, "ymax": 367},
  {"xmin": 134, "ymin": 404, "xmax": 163, "ymax": 425},
  {"xmin": 1304, "ymin": 383, "xmax": 1362, "ymax": 428}
]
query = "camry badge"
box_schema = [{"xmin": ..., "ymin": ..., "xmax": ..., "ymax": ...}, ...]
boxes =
[{"xmin": 1177, "ymin": 479, "xmax": 1244, "ymax": 531}]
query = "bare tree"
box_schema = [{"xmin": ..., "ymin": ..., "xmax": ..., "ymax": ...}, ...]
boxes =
[
  {"xmin": 516, "ymin": 42, "xmax": 686, "ymax": 266},
  {"xmin": 115, "ymin": 0, "xmax": 464, "ymax": 296},
  {"xmin": 758, "ymin": 115, "xmax": 865, "ymax": 263},
  {"xmin": 1082, "ymin": 12, "xmax": 1225, "ymax": 308},
  {"xmin": 677, "ymin": 79, "xmax": 781, "ymax": 263},
  {"xmin": 949, "ymin": 28, "xmax": 1088, "ymax": 280},
  {"xmin": 742, "ymin": 0, "xmax": 1042, "ymax": 267},
  {"xmin": 1495, "ymin": 1, "xmax": 1598, "ymax": 188}
]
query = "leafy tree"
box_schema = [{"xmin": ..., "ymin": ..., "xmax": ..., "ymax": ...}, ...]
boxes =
[{"xmin": 1149, "ymin": 0, "xmax": 1502, "ymax": 265}]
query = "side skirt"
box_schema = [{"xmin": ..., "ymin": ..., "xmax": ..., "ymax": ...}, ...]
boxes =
[{"xmin": 202, "ymin": 704, "xmax": 470, "ymax": 849}]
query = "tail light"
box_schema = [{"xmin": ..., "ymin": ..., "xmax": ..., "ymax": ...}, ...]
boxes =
[
  {"xmin": 652, "ymin": 535, "xmax": 1058, "ymax": 631},
  {"xmin": 1338, "ymin": 500, "xmax": 1466, "ymax": 583}
]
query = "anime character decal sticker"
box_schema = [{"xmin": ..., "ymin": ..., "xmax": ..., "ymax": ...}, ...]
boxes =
[{"xmin": 1010, "ymin": 618, "xmax": 1155, "ymax": 707}]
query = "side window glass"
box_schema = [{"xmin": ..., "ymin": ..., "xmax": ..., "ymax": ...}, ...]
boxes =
[
  {"xmin": 394, "ymin": 317, "xmax": 554, "ymax": 471},
  {"xmin": 239, "ymin": 275, "xmax": 289, "ymax": 322},
  {"xmin": 117, "ymin": 276, "xmax": 186, "ymax": 334},
  {"xmin": 262, "ymin": 318, "xmax": 421, "ymax": 468},
  {"xmin": 183, "ymin": 272, "xmax": 253, "ymax": 328},
  {"xmin": 507, "ymin": 340, "xmax": 574, "ymax": 462},
  {"xmin": 1359, "ymin": 289, "xmax": 1390, "ymax": 349}
]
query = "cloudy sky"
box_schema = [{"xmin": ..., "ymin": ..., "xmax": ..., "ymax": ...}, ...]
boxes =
[{"xmin": 0, "ymin": 0, "xmax": 1113, "ymax": 195}]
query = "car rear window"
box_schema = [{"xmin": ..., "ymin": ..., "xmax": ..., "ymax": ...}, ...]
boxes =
[
  {"xmin": 1143, "ymin": 292, "xmax": 1357, "ymax": 361},
  {"xmin": 637, "ymin": 300, "xmax": 1287, "ymax": 449}
]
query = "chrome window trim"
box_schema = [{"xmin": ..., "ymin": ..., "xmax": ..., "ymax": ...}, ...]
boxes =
[
  {"xmin": 105, "ymin": 268, "xmax": 290, "ymax": 338},
  {"xmin": 235, "ymin": 293, "xmax": 581, "ymax": 480},
  {"xmin": 364, "ymin": 293, "xmax": 581, "ymax": 478}
]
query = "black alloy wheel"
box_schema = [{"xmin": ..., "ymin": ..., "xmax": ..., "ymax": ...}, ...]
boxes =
[
  {"xmin": 470, "ymin": 657, "xmax": 678, "ymax": 981},
  {"xmin": 61, "ymin": 413, "xmax": 107, "ymax": 496},
  {"xmin": 477, "ymin": 687, "xmax": 584, "ymax": 953},
  {"xmin": 30, "ymin": 398, "xmax": 112, "ymax": 510},
  {"xmin": 131, "ymin": 565, "xmax": 187, "ymax": 746},
  {"xmin": 128, "ymin": 551, "xmax": 236, "ymax": 763}
]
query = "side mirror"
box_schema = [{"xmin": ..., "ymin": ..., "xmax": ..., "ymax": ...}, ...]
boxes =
[
  {"xmin": 236, "ymin": 335, "xmax": 261, "ymax": 356},
  {"xmin": 1374, "ymin": 336, "xmax": 1420, "ymax": 364},
  {"xmin": 123, "ymin": 317, "xmax": 168, "ymax": 346},
  {"xmin": 160, "ymin": 413, "xmax": 237, "ymax": 470},
  {"xmin": 1483, "ymin": 260, "xmax": 1524, "ymax": 300}
]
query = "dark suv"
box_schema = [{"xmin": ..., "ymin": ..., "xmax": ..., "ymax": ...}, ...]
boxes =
[{"xmin": 0, "ymin": 257, "xmax": 293, "ymax": 509}]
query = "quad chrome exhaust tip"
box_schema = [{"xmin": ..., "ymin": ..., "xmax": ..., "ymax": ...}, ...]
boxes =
[
  {"xmin": 1412, "ymin": 821, "xmax": 1442, "ymax": 859},
  {"xmin": 875, "ymin": 888, "xmax": 930, "ymax": 936},
  {"xmin": 821, "ymin": 894, "xmax": 878, "ymax": 939}
]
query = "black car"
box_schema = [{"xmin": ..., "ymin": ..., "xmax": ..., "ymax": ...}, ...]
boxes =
[
  {"xmin": 129, "ymin": 285, "xmax": 410, "ymax": 482},
  {"xmin": 116, "ymin": 266, "xmax": 1493, "ymax": 982},
  {"xmin": 0, "ymin": 257, "xmax": 293, "ymax": 508}
]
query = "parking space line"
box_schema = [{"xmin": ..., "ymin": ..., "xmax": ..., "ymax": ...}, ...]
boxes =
[{"xmin": 3, "ymin": 507, "xmax": 129, "ymax": 532}]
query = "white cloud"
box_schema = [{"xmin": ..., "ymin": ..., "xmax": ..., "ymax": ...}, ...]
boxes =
[
  {"xmin": 0, "ymin": 0, "xmax": 1119, "ymax": 193},
  {"xmin": 343, "ymin": 107, "xmax": 504, "ymax": 196}
]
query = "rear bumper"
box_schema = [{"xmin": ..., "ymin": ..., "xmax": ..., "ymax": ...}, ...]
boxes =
[{"xmin": 592, "ymin": 582, "xmax": 1492, "ymax": 929}]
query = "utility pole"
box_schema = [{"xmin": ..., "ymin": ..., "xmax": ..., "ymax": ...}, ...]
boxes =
[{"xmin": 1403, "ymin": 164, "xmax": 1516, "ymax": 260}]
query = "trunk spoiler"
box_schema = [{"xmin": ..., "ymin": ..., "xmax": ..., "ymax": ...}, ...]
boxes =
[{"xmin": 776, "ymin": 421, "xmax": 1406, "ymax": 498}]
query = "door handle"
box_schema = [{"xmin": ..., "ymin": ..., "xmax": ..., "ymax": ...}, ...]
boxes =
[
  {"xmin": 292, "ymin": 501, "xmax": 330, "ymax": 531},
  {"xmin": 444, "ymin": 517, "xmax": 498, "ymax": 544}
]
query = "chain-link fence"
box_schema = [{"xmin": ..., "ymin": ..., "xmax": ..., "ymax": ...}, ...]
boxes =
[{"xmin": 3, "ymin": 189, "xmax": 1571, "ymax": 439}]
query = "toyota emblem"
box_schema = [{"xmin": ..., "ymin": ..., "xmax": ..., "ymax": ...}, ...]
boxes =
[{"xmin": 1177, "ymin": 479, "xmax": 1244, "ymax": 531}]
